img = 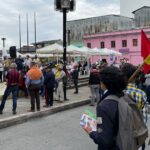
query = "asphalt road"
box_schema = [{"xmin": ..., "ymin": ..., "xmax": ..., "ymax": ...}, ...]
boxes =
[
  {"xmin": 0, "ymin": 105, "xmax": 149, "ymax": 150},
  {"xmin": 0, "ymin": 105, "xmax": 96, "ymax": 150}
]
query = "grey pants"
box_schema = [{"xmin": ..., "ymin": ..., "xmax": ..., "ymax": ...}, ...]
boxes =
[{"xmin": 90, "ymin": 85, "xmax": 100, "ymax": 105}]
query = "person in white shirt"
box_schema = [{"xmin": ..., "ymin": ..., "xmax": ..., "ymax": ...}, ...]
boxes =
[{"xmin": 24, "ymin": 55, "xmax": 32, "ymax": 68}]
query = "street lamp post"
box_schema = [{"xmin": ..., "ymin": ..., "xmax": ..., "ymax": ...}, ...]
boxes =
[
  {"xmin": 55, "ymin": 0, "xmax": 75, "ymax": 100},
  {"xmin": 1, "ymin": 38, "xmax": 6, "ymax": 49},
  {"xmin": 55, "ymin": 0, "xmax": 75, "ymax": 66}
]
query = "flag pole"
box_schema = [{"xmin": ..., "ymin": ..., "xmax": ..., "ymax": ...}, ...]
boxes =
[{"xmin": 128, "ymin": 62, "xmax": 144, "ymax": 83}]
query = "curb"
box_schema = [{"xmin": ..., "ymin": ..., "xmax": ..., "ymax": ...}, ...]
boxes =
[{"xmin": 0, "ymin": 99, "xmax": 90, "ymax": 129}]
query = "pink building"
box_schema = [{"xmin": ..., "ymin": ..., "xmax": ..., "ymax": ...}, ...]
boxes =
[{"xmin": 84, "ymin": 27, "xmax": 150, "ymax": 65}]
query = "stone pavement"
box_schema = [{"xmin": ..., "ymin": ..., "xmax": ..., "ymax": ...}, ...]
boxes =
[{"xmin": 0, "ymin": 84, "xmax": 91, "ymax": 129}]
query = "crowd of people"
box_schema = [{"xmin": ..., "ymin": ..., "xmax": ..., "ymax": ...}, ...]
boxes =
[
  {"xmin": 0, "ymin": 55, "xmax": 84, "ymax": 114},
  {"xmin": 0, "ymin": 54, "xmax": 149, "ymax": 149}
]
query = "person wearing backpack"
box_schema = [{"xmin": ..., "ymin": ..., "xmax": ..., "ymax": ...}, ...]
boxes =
[
  {"xmin": 121, "ymin": 63, "xmax": 148, "ymax": 150},
  {"xmin": 83, "ymin": 66, "xmax": 127, "ymax": 150}
]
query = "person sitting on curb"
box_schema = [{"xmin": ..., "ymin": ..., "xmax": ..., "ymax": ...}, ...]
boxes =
[
  {"xmin": 25, "ymin": 61, "xmax": 44, "ymax": 112},
  {"xmin": 0, "ymin": 63, "xmax": 19, "ymax": 115}
]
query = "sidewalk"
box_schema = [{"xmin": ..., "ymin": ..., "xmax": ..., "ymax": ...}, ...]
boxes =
[{"xmin": 0, "ymin": 85, "xmax": 91, "ymax": 129}]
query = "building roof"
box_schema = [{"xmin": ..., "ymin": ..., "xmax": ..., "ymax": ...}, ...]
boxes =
[
  {"xmin": 67, "ymin": 14, "xmax": 133, "ymax": 22},
  {"xmin": 132, "ymin": 6, "xmax": 150, "ymax": 14},
  {"xmin": 31, "ymin": 39, "xmax": 62, "ymax": 45}
]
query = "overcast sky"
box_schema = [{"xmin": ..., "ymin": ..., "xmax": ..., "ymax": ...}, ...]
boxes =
[{"xmin": 0, "ymin": 0, "xmax": 120, "ymax": 49}]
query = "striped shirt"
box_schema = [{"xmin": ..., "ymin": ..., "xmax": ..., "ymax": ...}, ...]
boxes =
[{"xmin": 6, "ymin": 69, "xmax": 19, "ymax": 86}]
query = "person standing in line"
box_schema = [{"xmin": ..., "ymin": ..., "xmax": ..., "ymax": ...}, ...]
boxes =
[
  {"xmin": 25, "ymin": 62, "xmax": 44, "ymax": 112},
  {"xmin": 71, "ymin": 65, "xmax": 79, "ymax": 94},
  {"xmin": 43, "ymin": 65, "xmax": 55, "ymax": 107},
  {"xmin": 0, "ymin": 63, "xmax": 19, "ymax": 115},
  {"xmin": 89, "ymin": 65, "xmax": 100, "ymax": 106}
]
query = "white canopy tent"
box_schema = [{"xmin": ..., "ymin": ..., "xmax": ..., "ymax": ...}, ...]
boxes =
[
  {"xmin": 79, "ymin": 46, "xmax": 100, "ymax": 55},
  {"xmin": 66, "ymin": 45, "xmax": 82, "ymax": 54},
  {"xmin": 98, "ymin": 48, "xmax": 122, "ymax": 56},
  {"xmin": 36, "ymin": 43, "xmax": 63, "ymax": 54},
  {"xmin": 36, "ymin": 43, "xmax": 63, "ymax": 62}
]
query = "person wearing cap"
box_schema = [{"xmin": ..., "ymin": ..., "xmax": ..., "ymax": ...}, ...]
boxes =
[
  {"xmin": 56, "ymin": 65, "xmax": 66, "ymax": 102},
  {"xmin": 0, "ymin": 63, "xmax": 19, "ymax": 115},
  {"xmin": 25, "ymin": 61, "xmax": 44, "ymax": 112},
  {"xmin": 43, "ymin": 66, "xmax": 55, "ymax": 107}
]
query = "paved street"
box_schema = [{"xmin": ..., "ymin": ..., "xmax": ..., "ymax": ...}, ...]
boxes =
[
  {"xmin": 0, "ymin": 86, "xmax": 90, "ymax": 119},
  {"xmin": 0, "ymin": 105, "xmax": 149, "ymax": 150},
  {"xmin": 0, "ymin": 105, "xmax": 96, "ymax": 150}
]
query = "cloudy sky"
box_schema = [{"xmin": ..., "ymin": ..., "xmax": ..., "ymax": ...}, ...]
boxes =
[{"xmin": 0, "ymin": 0, "xmax": 120, "ymax": 49}]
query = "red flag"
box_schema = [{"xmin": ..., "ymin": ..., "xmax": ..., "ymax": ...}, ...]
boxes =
[{"xmin": 141, "ymin": 30, "xmax": 150, "ymax": 74}]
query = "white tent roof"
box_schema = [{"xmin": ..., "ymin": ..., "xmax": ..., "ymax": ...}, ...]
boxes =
[
  {"xmin": 79, "ymin": 46, "xmax": 100, "ymax": 55},
  {"xmin": 66, "ymin": 45, "xmax": 82, "ymax": 54},
  {"xmin": 101, "ymin": 48, "xmax": 122, "ymax": 56},
  {"xmin": 36, "ymin": 43, "xmax": 63, "ymax": 54}
]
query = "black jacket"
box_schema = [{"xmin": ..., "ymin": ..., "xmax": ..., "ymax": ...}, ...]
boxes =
[
  {"xmin": 71, "ymin": 69, "xmax": 79, "ymax": 80},
  {"xmin": 44, "ymin": 71, "xmax": 55, "ymax": 89},
  {"xmin": 89, "ymin": 91, "xmax": 119, "ymax": 150},
  {"xmin": 89, "ymin": 69, "xmax": 100, "ymax": 85}
]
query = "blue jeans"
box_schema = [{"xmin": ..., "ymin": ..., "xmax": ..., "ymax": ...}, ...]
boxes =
[{"xmin": 0, "ymin": 85, "xmax": 18, "ymax": 111}]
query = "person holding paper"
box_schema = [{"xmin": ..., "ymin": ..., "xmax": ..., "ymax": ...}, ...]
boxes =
[{"xmin": 83, "ymin": 66, "xmax": 127, "ymax": 150}]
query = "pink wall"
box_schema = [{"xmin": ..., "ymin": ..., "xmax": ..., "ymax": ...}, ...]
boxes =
[{"xmin": 84, "ymin": 28, "xmax": 150, "ymax": 65}]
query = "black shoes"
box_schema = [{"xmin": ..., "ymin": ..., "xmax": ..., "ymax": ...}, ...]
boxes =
[
  {"xmin": 73, "ymin": 92, "xmax": 78, "ymax": 94},
  {"xmin": 12, "ymin": 111, "xmax": 17, "ymax": 115},
  {"xmin": 0, "ymin": 110, "xmax": 3, "ymax": 114}
]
